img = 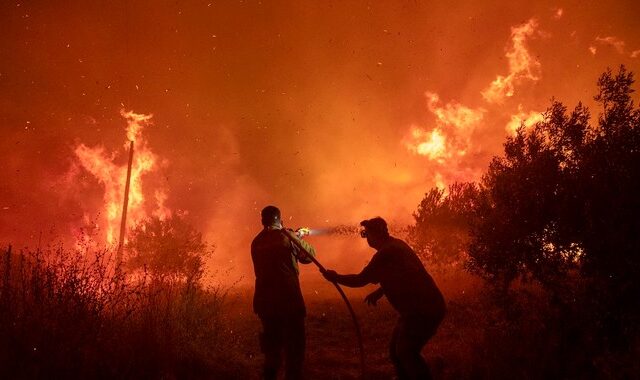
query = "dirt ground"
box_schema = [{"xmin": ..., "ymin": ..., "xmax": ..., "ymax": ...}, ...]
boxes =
[{"xmin": 224, "ymin": 272, "xmax": 480, "ymax": 380}]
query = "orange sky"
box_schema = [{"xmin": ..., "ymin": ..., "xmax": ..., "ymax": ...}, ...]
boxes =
[{"xmin": 1, "ymin": 0, "xmax": 639, "ymax": 280}]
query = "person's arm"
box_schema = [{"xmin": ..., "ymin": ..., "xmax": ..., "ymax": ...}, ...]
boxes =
[
  {"xmin": 323, "ymin": 268, "xmax": 372, "ymax": 288},
  {"xmin": 322, "ymin": 251, "xmax": 384, "ymax": 287},
  {"xmin": 281, "ymin": 229, "xmax": 316, "ymax": 264},
  {"xmin": 293, "ymin": 237, "xmax": 316, "ymax": 264},
  {"xmin": 364, "ymin": 287, "xmax": 384, "ymax": 306}
]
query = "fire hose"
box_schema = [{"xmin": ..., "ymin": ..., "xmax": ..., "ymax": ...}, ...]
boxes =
[{"xmin": 282, "ymin": 228, "xmax": 366, "ymax": 378}]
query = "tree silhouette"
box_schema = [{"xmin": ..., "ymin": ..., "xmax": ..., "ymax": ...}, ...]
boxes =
[
  {"xmin": 412, "ymin": 66, "xmax": 640, "ymax": 350},
  {"xmin": 126, "ymin": 216, "xmax": 213, "ymax": 286},
  {"xmin": 467, "ymin": 99, "xmax": 591, "ymax": 291},
  {"xmin": 460, "ymin": 65, "xmax": 640, "ymax": 343},
  {"xmin": 410, "ymin": 183, "xmax": 478, "ymax": 267}
]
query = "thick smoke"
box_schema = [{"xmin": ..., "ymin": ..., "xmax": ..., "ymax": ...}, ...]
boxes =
[{"xmin": 1, "ymin": 2, "xmax": 639, "ymax": 285}]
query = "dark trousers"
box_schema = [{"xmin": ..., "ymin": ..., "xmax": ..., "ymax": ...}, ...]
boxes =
[
  {"xmin": 259, "ymin": 315, "xmax": 305, "ymax": 380},
  {"xmin": 389, "ymin": 314, "xmax": 441, "ymax": 380}
]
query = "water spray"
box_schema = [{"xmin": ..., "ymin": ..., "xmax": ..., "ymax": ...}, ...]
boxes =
[
  {"xmin": 301, "ymin": 223, "xmax": 408, "ymax": 237},
  {"xmin": 299, "ymin": 224, "xmax": 360, "ymax": 237}
]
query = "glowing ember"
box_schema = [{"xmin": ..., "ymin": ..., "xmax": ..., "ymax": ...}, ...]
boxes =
[{"xmin": 75, "ymin": 110, "xmax": 170, "ymax": 245}]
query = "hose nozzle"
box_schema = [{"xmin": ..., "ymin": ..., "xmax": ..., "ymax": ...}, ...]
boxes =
[{"xmin": 295, "ymin": 227, "xmax": 311, "ymax": 238}]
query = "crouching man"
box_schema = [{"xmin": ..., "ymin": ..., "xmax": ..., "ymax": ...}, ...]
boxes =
[{"xmin": 323, "ymin": 217, "xmax": 445, "ymax": 380}]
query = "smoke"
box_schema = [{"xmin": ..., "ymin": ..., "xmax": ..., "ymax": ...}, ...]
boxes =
[
  {"xmin": 595, "ymin": 36, "xmax": 626, "ymax": 54},
  {"xmin": 1, "ymin": 1, "xmax": 640, "ymax": 285}
]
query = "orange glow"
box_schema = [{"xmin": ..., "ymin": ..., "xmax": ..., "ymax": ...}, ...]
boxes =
[{"xmin": 1, "ymin": 1, "xmax": 639, "ymax": 282}]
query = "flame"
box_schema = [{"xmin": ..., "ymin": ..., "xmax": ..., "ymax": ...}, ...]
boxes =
[
  {"xmin": 553, "ymin": 8, "xmax": 564, "ymax": 19},
  {"xmin": 406, "ymin": 127, "xmax": 447, "ymax": 161},
  {"xmin": 405, "ymin": 92, "xmax": 485, "ymax": 162},
  {"xmin": 404, "ymin": 92, "xmax": 485, "ymax": 189},
  {"xmin": 75, "ymin": 110, "xmax": 170, "ymax": 245},
  {"xmin": 404, "ymin": 18, "xmax": 542, "ymax": 189},
  {"xmin": 482, "ymin": 19, "xmax": 540, "ymax": 103},
  {"xmin": 425, "ymin": 92, "xmax": 485, "ymax": 132},
  {"xmin": 506, "ymin": 106, "xmax": 544, "ymax": 135},
  {"xmin": 74, "ymin": 144, "xmax": 121, "ymax": 242},
  {"xmin": 121, "ymin": 109, "xmax": 152, "ymax": 142}
]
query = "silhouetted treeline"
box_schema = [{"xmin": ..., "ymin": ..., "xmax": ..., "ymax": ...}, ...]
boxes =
[{"xmin": 411, "ymin": 66, "xmax": 640, "ymax": 378}]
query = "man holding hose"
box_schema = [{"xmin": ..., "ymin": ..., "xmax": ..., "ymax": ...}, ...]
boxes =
[
  {"xmin": 251, "ymin": 205, "xmax": 316, "ymax": 380},
  {"xmin": 323, "ymin": 217, "xmax": 446, "ymax": 380}
]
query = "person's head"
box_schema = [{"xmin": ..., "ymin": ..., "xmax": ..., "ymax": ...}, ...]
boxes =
[
  {"xmin": 261, "ymin": 205, "xmax": 282, "ymax": 228},
  {"xmin": 360, "ymin": 217, "xmax": 390, "ymax": 249}
]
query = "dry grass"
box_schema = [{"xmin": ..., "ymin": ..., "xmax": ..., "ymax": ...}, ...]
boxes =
[
  {"xmin": 0, "ymin": 245, "xmax": 248, "ymax": 380},
  {"xmin": 2, "ymin": 246, "xmax": 638, "ymax": 379}
]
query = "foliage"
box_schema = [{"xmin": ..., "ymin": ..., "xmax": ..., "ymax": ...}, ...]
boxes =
[
  {"xmin": 469, "ymin": 67, "xmax": 640, "ymax": 357},
  {"xmin": 0, "ymin": 244, "xmax": 247, "ymax": 379},
  {"xmin": 126, "ymin": 216, "xmax": 213, "ymax": 285},
  {"xmin": 410, "ymin": 183, "xmax": 479, "ymax": 267},
  {"xmin": 411, "ymin": 67, "xmax": 640, "ymax": 373},
  {"xmin": 467, "ymin": 98, "xmax": 591, "ymax": 289},
  {"xmin": 466, "ymin": 66, "xmax": 640, "ymax": 304}
]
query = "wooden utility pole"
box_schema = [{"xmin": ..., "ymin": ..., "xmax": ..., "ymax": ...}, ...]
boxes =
[{"xmin": 117, "ymin": 140, "xmax": 134, "ymax": 264}]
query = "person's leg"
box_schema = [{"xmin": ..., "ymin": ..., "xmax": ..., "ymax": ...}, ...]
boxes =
[
  {"xmin": 260, "ymin": 317, "xmax": 285, "ymax": 380},
  {"xmin": 390, "ymin": 318, "xmax": 410, "ymax": 380},
  {"xmin": 395, "ymin": 315, "xmax": 438, "ymax": 380},
  {"xmin": 284, "ymin": 316, "xmax": 306, "ymax": 380}
]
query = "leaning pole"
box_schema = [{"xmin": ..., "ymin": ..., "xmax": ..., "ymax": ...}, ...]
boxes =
[{"xmin": 116, "ymin": 140, "xmax": 134, "ymax": 265}]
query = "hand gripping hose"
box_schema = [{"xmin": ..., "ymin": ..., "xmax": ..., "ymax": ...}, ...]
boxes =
[{"xmin": 283, "ymin": 230, "xmax": 366, "ymax": 378}]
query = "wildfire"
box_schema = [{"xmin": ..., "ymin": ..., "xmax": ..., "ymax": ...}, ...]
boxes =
[
  {"xmin": 404, "ymin": 17, "xmax": 544, "ymax": 190},
  {"xmin": 506, "ymin": 106, "xmax": 544, "ymax": 135},
  {"xmin": 482, "ymin": 19, "xmax": 540, "ymax": 103},
  {"xmin": 406, "ymin": 127, "xmax": 447, "ymax": 161},
  {"xmin": 403, "ymin": 92, "xmax": 486, "ymax": 188},
  {"xmin": 404, "ymin": 92, "xmax": 485, "ymax": 163},
  {"xmin": 75, "ymin": 110, "xmax": 170, "ymax": 245}
]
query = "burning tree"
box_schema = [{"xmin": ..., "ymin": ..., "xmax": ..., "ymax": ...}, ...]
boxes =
[{"xmin": 74, "ymin": 110, "xmax": 170, "ymax": 247}]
